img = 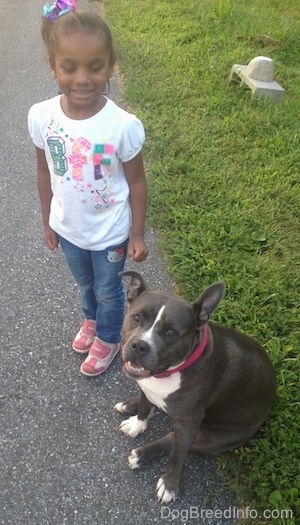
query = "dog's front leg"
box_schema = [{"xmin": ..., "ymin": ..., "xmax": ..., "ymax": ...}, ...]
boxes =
[
  {"xmin": 114, "ymin": 396, "xmax": 140, "ymax": 416},
  {"xmin": 119, "ymin": 390, "xmax": 155, "ymax": 438},
  {"xmin": 156, "ymin": 421, "xmax": 198, "ymax": 504}
]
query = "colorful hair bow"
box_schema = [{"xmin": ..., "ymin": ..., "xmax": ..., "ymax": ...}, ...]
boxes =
[{"xmin": 43, "ymin": 0, "xmax": 78, "ymax": 21}]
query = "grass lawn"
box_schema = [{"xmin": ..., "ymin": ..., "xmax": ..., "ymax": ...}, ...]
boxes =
[{"xmin": 101, "ymin": 0, "xmax": 299, "ymax": 522}]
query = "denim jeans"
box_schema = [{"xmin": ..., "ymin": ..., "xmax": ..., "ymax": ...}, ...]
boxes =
[{"xmin": 59, "ymin": 236, "xmax": 128, "ymax": 343}]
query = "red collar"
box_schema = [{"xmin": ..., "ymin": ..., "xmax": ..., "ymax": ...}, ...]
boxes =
[{"xmin": 154, "ymin": 324, "xmax": 209, "ymax": 378}]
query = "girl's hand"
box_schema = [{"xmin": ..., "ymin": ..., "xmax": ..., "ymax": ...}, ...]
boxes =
[
  {"xmin": 127, "ymin": 235, "xmax": 148, "ymax": 262},
  {"xmin": 43, "ymin": 225, "xmax": 59, "ymax": 251}
]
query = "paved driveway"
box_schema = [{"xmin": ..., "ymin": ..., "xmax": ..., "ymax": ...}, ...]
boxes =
[{"xmin": 0, "ymin": 1, "xmax": 235, "ymax": 523}]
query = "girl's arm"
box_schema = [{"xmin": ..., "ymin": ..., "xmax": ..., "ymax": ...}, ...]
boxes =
[
  {"xmin": 123, "ymin": 151, "xmax": 148, "ymax": 262},
  {"xmin": 36, "ymin": 147, "xmax": 59, "ymax": 251}
]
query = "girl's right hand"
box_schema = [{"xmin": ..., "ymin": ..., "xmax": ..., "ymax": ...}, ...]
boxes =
[{"xmin": 43, "ymin": 225, "xmax": 59, "ymax": 251}]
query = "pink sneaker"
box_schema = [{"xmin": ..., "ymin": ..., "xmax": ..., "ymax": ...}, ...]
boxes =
[
  {"xmin": 72, "ymin": 319, "xmax": 96, "ymax": 353},
  {"xmin": 80, "ymin": 337, "xmax": 120, "ymax": 377}
]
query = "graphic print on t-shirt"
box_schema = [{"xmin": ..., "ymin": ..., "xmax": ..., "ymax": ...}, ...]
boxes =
[{"xmin": 46, "ymin": 119, "xmax": 116, "ymax": 212}]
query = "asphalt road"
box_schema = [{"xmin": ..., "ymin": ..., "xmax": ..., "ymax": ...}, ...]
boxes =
[{"xmin": 0, "ymin": 1, "xmax": 236, "ymax": 524}]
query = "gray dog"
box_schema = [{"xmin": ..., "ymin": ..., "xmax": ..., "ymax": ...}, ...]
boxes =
[{"xmin": 114, "ymin": 271, "xmax": 276, "ymax": 504}]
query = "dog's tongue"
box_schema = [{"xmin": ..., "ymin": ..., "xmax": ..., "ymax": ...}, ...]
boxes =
[{"xmin": 123, "ymin": 361, "xmax": 151, "ymax": 379}]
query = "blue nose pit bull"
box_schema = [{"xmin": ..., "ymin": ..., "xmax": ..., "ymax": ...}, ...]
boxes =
[{"xmin": 114, "ymin": 271, "xmax": 276, "ymax": 504}]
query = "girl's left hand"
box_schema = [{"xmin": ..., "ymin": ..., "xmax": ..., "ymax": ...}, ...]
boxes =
[{"xmin": 127, "ymin": 235, "xmax": 149, "ymax": 262}]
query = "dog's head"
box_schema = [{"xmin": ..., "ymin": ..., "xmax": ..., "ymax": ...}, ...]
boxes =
[{"xmin": 120, "ymin": 271, "xmax": 225, "ymax": 379}]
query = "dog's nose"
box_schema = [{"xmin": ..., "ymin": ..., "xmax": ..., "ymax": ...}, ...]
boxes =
[{"xmin": 130, "ymin": 339, "xmax": 150, "ymax": 354}]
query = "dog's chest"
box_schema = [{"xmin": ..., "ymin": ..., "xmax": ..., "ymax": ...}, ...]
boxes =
[{"xmin": 137, "ymin": 373, "xmax": 181, "ymax": 412}]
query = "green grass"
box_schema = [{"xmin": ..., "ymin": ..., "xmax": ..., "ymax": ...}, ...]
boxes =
[{"xmin": 101, "ymin": 0, "xmax": 300, "ymax": 522}]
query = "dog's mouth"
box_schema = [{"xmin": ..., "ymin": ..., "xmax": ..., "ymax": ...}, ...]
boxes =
[{"xmin": 123, "ymin": 361, "xmax": 152, "ymax": 379}]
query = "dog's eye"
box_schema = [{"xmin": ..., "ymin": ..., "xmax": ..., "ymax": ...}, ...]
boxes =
[
  {"xmin": 166, "ymin": 329, "xmax": 176, "ymax": 337},
  {"xmin": 133, "ymin": 313, "xmax": 141, "ymax": 323}
]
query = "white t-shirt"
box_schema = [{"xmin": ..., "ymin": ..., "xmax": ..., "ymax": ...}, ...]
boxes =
[{"xmin": 28, "ymin": 95, "xmax": 145, "ymax": 250}]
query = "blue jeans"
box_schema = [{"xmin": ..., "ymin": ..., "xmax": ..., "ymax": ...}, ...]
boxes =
[{"xmin": 59, "ymin": 236, "xmax": 128, "ymax": 343}]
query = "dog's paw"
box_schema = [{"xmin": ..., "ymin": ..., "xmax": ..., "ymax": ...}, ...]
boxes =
[
  {"xmin": 156, "ymin": 477, "xmax": 177, "ymax": 504},
  {"xmin": 128, "ymin": 449, "xmax": 141, "ymax": 469},
  {"xmin": 119, "ymin": 415, "xmax": 148, "ymax": 438},
  {"xmin": 114, "ymin": 402, "xmax": 128, "ymax": 414},
  {"xmin": 114, "ymin": 396, "xmax": 139, "ymax": 416}
]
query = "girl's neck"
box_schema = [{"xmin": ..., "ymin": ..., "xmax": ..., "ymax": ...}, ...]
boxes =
[{"xmin": 60, "ymin": 94, "xmax": 107, "ymax": 120}]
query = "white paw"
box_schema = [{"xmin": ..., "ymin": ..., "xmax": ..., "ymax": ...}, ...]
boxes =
[
  {"xmin": 156, "ymin": 477, "xmax": 176, "ymax": 504},
  {"xmin": 128, "ymin": 449, "xmax": 140, "ymax": 470},
  {"xmin": 114, "ymin": 402, "xmax": 127, "ymax": 414},
  {"xmin": 119, "ymin": 415, "xmax": 148, "ymax": 437}
]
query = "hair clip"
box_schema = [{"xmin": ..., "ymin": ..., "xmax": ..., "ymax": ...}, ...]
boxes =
[{"xmin": 43, "ymin": 0, "xmax": 77, "ymax": 21}]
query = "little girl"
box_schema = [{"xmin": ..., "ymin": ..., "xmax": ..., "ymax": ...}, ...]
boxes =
[{"xmin": 28, "ymin": 0, "xmax": 148, "ymax": 377}]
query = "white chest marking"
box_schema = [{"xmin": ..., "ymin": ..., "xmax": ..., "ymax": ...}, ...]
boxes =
[
  {"xmin": 137, "ymin": 373, "xmax": 181, "ymax": 412},
  {"xmin": 141, "ymin": 305, "xmax": 165, "ymax": 345}
]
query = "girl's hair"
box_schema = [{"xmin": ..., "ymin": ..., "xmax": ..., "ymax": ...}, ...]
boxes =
[{"xmin": 41, "ymin": 10, "xmax": 116, "ymax": 67}]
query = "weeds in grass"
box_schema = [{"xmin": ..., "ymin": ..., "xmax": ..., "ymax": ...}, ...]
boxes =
[
  {"xmin": 102, "ymin": 0, "xmax": 300, "ymax": 522},
  {"xmin": 210, "ymin": 0, "xmax": 233, "ymax": 20}
]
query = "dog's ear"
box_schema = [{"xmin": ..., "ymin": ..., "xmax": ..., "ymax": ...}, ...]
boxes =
[
  {"xmin": 192, "ymin": 281, "xmax": 226, "ymax": 326},
  {"xmin": 119, "ymin": 271, "xmax": 147, "ymax": 304}
]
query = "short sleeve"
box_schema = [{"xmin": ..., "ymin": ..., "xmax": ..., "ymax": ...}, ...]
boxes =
[
  {"xmin": 28, "ymin": 104, "xmax": 45, "ymax": 149},
  {"xmin": 117, "ymin": 117, "xmax": 145, "ymax": 162}
]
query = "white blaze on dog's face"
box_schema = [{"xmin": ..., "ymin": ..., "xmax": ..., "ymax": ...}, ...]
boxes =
[
  {"xmin": 121, "ymin": 292, "xmax": 197, "ymax": 379},
  {"xmin": 139, "ymin": 305, "xmax": 166, "ymax": 345}
]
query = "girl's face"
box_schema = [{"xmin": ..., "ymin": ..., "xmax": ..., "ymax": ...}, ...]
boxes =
[{"xmin": 51, "ymin": 30, "xmax": 114, "ymax": 119}]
